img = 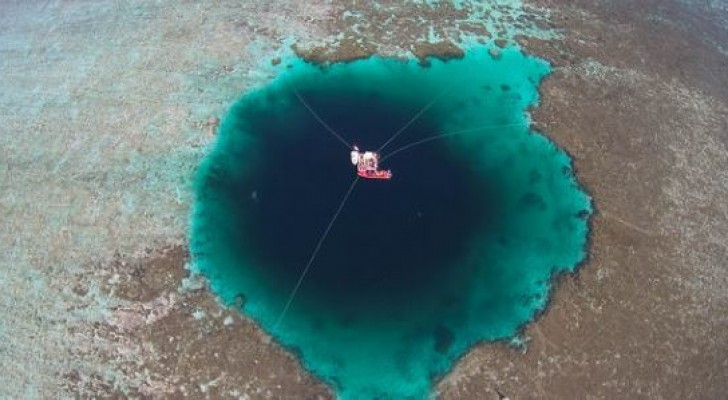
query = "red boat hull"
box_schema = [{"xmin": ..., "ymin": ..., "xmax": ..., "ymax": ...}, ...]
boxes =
[{"xmin": 358, "ymin": 170, "xmax": 392, "ymax": 180}]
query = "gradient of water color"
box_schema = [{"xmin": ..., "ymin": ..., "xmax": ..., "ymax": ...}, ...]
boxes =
[{"xmin": 190, "ymin": 46, "xmax": 591, "ymax": 399}]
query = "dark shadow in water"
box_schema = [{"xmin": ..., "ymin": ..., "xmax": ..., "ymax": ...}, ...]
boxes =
[
  {"xmin": 191, "ymin": 47, "xmax": 592, "ymax": 399},
  {"xmin": 231, "ymin": 87, "xmax": 502, "ymax": 320}
]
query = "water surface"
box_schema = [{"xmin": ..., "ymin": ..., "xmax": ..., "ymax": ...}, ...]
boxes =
[{"xmin": 191, "ymin": 46, "xmax": 591, "ymax": 399}]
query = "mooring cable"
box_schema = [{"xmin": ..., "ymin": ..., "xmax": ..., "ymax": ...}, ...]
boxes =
[
  {"xmin": 291, "ymin": 87, "xmax": 352, "ymax": 150},
  {"xmin": 377, "ymin": 74, "xmax": 471, "ymax": 153},
  {"xmin": 381, "ymin": 122, "xmax": 527, "ymax": 162},
  {"xmin": 274, "ymin": 176, "xmax": 360, "ymax": 329}
]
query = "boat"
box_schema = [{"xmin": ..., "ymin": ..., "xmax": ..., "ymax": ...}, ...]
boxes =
[
  {"xmin": 357, "ymin": 169, "xmax": 393, "ymax": 179},
  {"xmin": 350, "ymin": 146, "xmax": 392, "ymax": 180}
]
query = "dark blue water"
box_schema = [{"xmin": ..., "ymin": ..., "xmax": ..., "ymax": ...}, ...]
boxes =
[{"xmin": 190, "ymin": 46, "xmax": 591, "ymax": 399}]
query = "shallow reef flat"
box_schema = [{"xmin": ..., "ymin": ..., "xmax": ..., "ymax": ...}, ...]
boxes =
[{"xmin": 0, "ymin": 0, "xmax": 727, "ymax": 398}]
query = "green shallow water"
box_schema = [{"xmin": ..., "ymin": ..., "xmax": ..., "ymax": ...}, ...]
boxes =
[{"xmin": 190, "ymin": 46, "xmax": 591, "ymax": 399}]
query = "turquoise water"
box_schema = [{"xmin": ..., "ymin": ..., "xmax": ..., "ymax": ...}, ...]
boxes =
[{"xmin": 190, "ymin": 46, "xmax": 591, "ymax": 399}]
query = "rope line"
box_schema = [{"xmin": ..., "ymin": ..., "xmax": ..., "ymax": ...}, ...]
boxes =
[
  {"xmin": 274, "ymin": 176, "xmax": 360, "ymax": 329},
  {"xmin": 381, "ymin": 122, "xmax": 527, "ymax": 162},
  {"xmin": 276, "ymin": 78, "xmax": 521, "ymax": 327},
  {"xmin": 377, "ymin": 75, "xmax": 471, "ymax": 153},
  {"xmin": 292, "ymin": 87, "xmax": 352, "ymax": 149}
]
